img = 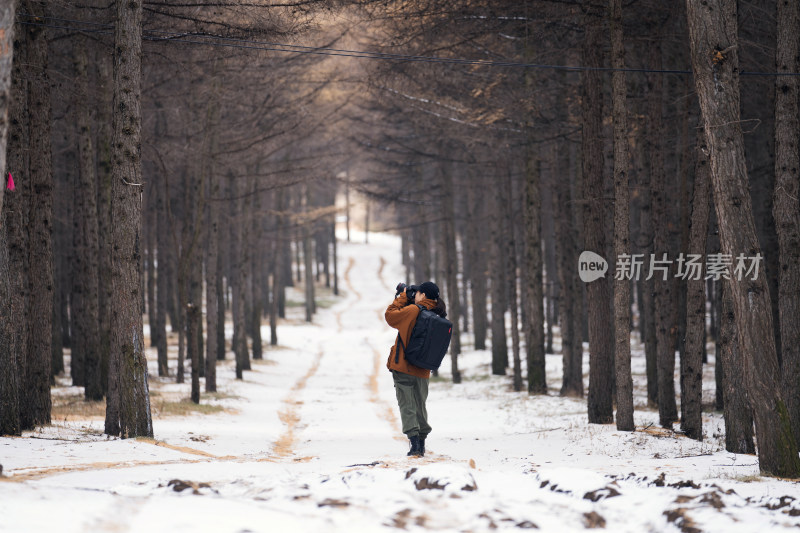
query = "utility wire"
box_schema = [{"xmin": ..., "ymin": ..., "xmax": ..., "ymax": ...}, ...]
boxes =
[{"xmin": 16, "ymin": 13, "xmax": 800, "ymax": 77}]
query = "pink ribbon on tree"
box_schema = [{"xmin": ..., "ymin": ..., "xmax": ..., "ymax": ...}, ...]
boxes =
[{"xmin": 7, "ymin": 173, "xmax": 15, "ymax": 191}]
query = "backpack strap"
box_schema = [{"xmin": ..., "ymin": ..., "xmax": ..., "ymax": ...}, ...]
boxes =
[{"xmin": 394, "ymin": 305, "xmax": 426, "ymax": 364}]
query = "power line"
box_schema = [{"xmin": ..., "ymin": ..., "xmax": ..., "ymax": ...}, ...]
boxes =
[{"xmin": 15, "ymin": 14, "xmax": 800, "ymax": 77}]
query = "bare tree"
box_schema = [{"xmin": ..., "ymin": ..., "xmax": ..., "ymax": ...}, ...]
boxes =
[
  {"xmin": 686, "ymin": 0, "xmax": 799, "ymax": 477},
  {"xmin": 773, "ymin": 0, "xmax": 800, "ymax": 446},
  {"xmin": 582, "ymin": 0, "xmax": 614, "ymax": 424},
  {"xmin": 523, "ymin": 154, "xmax": 545, "ymax": 394},
  {"xmin": 681, "ymin": 133, "xmax": 711, "ymax": 441},
  {"xmin": 105, "ymin": 0, "xmax": 153, "ymax": 438},
  {"xmin": 23, "ymin": 0, "xmax": 54, "ymax": 429},
  {"xmin": 609, "ymin": 0, "xmax": 633, "ymax": 431},
  {"xmin": 0, "ymin": 0, "xmax": 19, "ymax": 436},
  {"xmin": 71, "ymin": 30, "xmax": 102, "ymax": 400}
]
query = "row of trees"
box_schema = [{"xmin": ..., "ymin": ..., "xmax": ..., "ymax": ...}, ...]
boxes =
[
  {"xmin": 0, "ymin": 0, "xmax": 798, "ymax": 477},
  {"xmin": 347, "ymin": 0, "xmax": 800, "ymax": 477},
  {"xmin": 0, "ymin": 1, "xmax": 344, "ymax": 438}
]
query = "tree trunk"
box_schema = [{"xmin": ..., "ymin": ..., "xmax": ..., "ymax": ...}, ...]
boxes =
[
  {"xmin": 773, "ymin": 0, "xmax": 800, "ymax": 447},
  {"xmin": 332, "ymin": 220, "xmax": 338, "ymax": 296},
  {"xmin": 501, "ymin": 171, "xmax": 523, "ymax": 392},
  {"xmin": 23, "ymin": 0, "xmax": 53, "ymax": 428},
  {"xmin": 251, "ymin": 178, "xmax": 263, "ymax": 360},
  {"xmin": 413, "ymin": 215, "xmax": 431, "ymax": 282},
  {"xmin": 686, "ymin": 0, "xmax": 799, "ymax": 476},
  {"xmin": 0, "ymin": 4, "xmax": 19, "ymax": 434},
  {"xmin": 555, "ymin": 144, "xmax": 583, "ymax": 397},
  {"xmin": 5, "ymin": 9, "xmax": 29, "ymax": 431},
  {"xmin": 188, "ymin": 303, "xmax": 200, "ymax": 404},
  {"xmin": 72, "ymin": 32, "xmax": 102, "ymax": 400},
  {"xmin": 648, "ymin": 41, "xmax": 679, "ymax": 428},
  {"xmin": 637, "ymin": 130, "xmax": 658, "ymax": 407},
  {"xmin": 524, "ymin": 155, "xmax": 546, "ymax": 394},
  {"xmin": 303, "ymin": 227, "xmax": 315, "ymax": 322},
  {"xmin": 719, "ymin": 280, "xmax": 755, "ymax": 454},
  {"xmin": 96, "ymin": 46, "xmax": 113, "ymax": 397},
  {"xmin": 233, "ymin": 178, "xmax": 248, "ymax": 379},
  {"xmin": 217, "ymin": 248, "xmax": 226, "ymax": 360},
  {"xmin": 146, "ymin": 196, "xmax": 157, "ymax": 348},
  {"xmin": 610, "ymin": 0, "xmax": 633, "ymax": 431},
  {"xmin": 466, "ymin": 178, "xmax": 488, "ymax": 351},
  {"xmin": 489, "ymin": 179, "xmax": 508, "ymax": 376},
  {"xmin": 442, "ymin": 169, "xmax": 462, "ymax": 384},
  {"xmin": 155, "ymin": 163, "xmax": 169, "ymax": 377},
  {"xmin": 681, "ymin": 133, "xmax": 711, "ymax": 441},
  {"xmin": 105, "ymin": 0, "xmax": 153, "ymax": 438},
  {"xmin": 582, "ymin": 0, "xmax": 614, "ymax": 424},
  {"xmin": 205, "ymin": 145, "xmax": 219, "ymax": 392}
]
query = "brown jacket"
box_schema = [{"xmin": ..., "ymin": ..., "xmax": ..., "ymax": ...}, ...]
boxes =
[{"xmin": 385, "ymin": 293, "xmax": 436, "ymax": 379}]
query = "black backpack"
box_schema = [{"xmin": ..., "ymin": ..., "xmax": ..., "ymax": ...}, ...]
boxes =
[{"xmin": 395, "ymin": 304, "xmax": 453, "ymax": 371}]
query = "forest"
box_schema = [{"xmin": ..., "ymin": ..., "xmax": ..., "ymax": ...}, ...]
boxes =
[{"xmin": 1, "ymin": 0, "xmax": 800, "ymax": 530}]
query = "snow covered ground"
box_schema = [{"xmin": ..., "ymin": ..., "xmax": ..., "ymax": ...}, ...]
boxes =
[{"xmin": 2, "ymin": 230, "xmax": 800, "ymax": 533}]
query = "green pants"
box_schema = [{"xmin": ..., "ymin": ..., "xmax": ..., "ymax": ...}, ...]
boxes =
[{"xmin": 392, "ymin": 370, "xmax": 432, "ymax": 438}]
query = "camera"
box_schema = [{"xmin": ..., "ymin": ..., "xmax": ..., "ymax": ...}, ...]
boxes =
[{"xmin": 396, "ymin": 282, "xmax": 418, "ymax": 300}]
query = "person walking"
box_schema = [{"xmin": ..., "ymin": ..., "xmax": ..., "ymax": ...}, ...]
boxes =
[{"xmin": 385, "ymin": 281, "xmax": 447, "ymax": 457}]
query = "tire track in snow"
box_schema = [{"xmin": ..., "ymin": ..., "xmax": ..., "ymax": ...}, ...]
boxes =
[
  {"xmin": 335, "ymin": 256, "xmax": 357, "ymax": 332},
  {"xmin": 272, "ymin": 348, "xmax": 324, "ymax": 460},
  {"xmin": 0, "ymin": 458, "xmax": 209, "ymax": 482},
  {"xmin": 367, "ymin": 256, "xmax": 405, "ymax": 441},
  {"xmin": 366, "ymin": 339, "xmax": 404, "ymax": 441}
]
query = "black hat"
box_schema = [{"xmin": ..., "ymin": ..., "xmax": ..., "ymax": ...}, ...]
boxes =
[{"xmin": 418, "ymin": 281, "xmax": 440, "ymax": 300}]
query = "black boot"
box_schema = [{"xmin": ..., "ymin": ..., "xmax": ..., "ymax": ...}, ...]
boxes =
[
  {"xmin": 407, "ymin": 436, "xmax": 423, "ymax": 457},
  {"xmin": 419, "ymin": 436, "xmax": 426, "ymax": 456}
]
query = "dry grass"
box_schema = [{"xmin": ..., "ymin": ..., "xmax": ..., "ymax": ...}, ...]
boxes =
[
  {"xmin": 150, "ymin": 397, "xmax": 229, "ymax": 417},
  {"xmin": 50, "ymin": 391, "xmax": 234, "ymax": 421},
  {"xmin": 51, "ymin": 394, "xmax": 105, "ymax": 421}
]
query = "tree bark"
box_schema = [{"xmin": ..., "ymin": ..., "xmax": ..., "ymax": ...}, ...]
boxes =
[
  {"xmin": 105, "ymin": 0, "xmax": 153, "ymax": 438},
  {"xmin": 719, "ymin": 280, "xmax": 755, "ymax": 454},
  {"xmin": 155, "ymin": 160, "xmax": 169, "ymax": 377},
  {"xmin": 582, "ymin": 0, "xmax": 614, "ymax": 424},
  {"xmin": 773, "ymin": 0, "xmax": 800, "ymax": 447},
  {"xmin": 555, "ymin": 145, "xmax": 583, "ymax": 398},
  {"xmin": 686, "ymin": 0, "xmax": 799, "ymax": 476},
  {"xmin": 524, "ymin": 155, "xmax": 546, "ymax": 394},
  {"xmin": 466, "ymin": 178, "xmax": 488, "ymax": 351},
  {"xmin": 72, "ymin": 32, "xmax": 102, "ymax": 400},
  {"xmin": 489, "ymin": 178, "xmax": 508, "ymax": 376},
  {"xmin": 442, "ymin": 169, "xmax": 462, "ymax": 384},
  {"xmin": 332, "ymin": 218, "xmax": 338, "ymax": 296},
  {"xmin": 681, "ymin": 133, "xmax": 711, "ymax": 441},
  {"xmin": 0, "ymin": 12, "xmax": 23, "ymax": 435},
  {"xmin": 501, "ymin": 172, "xmax": 523, "ymax": 392},
  {"xmin": 251, "ymin": 177, "xmax": 263, "ymax": 360},
  {"xmin": 23, "ymin": 0, "xmax": 53, "ymax": 429},
  {"xmin": 648, "ymin": 40, "xmax": 679, "ymax": 428},
  {"xmin": 205, "ymin": 138, "xmax": 219, "ymax": 392},
  {"xmin": 146, "ymin": 195, "xmax": 157, "ymax": 348},
  {"xmin": 233, "ymin": 177, "xmax": 249, "ymax": 379},
  {"xmin": 610, "ymin": 0, "xmax": 633, "ymax": 431},
  {"xmin": 96, "ymin": 46, "xmax": 113, "ymax": 397},
  {"xmin": 0, "ymin": 2, "xmax": 19, "ymax": 434},
  {"xmin": 188, "ymin": 303, "xmax": 200, "ymax": 404},
  {"xmin": 217, "ymin": 242, "xmax": 226, "ymax": 359},
  {"xmin": 637, "ymin": 130, "xmax": 658, "ymax": 407}
]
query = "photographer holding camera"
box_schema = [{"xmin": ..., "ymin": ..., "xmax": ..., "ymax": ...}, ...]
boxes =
[{"xmin": 385, "ymin": 281, "xmax": 447, "ymax": 457}]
